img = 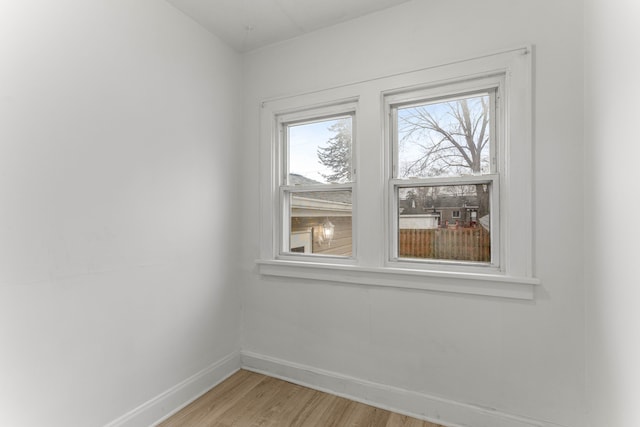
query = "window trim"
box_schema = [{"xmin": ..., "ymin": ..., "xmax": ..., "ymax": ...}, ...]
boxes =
[
  {"xmin": 384, "ymin": 75, "xmax": 504, "ymax": 271},
  {"xmin": 257, "ymin": 47, "xmax": 538, "ymax": 300},
  {"xmin": 256, "ymin": 259, "xmax": 538, "ymax": 300},
  {"xmin": 276, "ymin": 102, "xmax": 358, "ymax": 262}
]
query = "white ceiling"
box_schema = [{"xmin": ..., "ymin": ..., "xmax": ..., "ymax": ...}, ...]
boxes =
[{"xmin": 165, "ymin": 0, "xmax": 413, "ymax": 52}]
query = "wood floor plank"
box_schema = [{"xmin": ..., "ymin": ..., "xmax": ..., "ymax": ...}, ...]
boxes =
[
  {"xmin": 315, "ymin": 395, "xmax": 358, "ymax": 427},
  {"xmin": 231, "ymin": 380, "xmax": 315, "ymax": 427},
  {"xmin": 158, "ymin": 370, "xmax": 266, "ymax": 427},
  {"xmin": 159, "ymin": 370, "xmax": 445, "ymax": 427},
  {"xmin": 288, "ymin": 391, "xmax": 340, "ymax": 427},
  {"xmin": 342, "ymin": 401, "xmax": 391, "ymax": 427},
  {"xmin": 214, "ymin": 376, "xmax": 285, "ymax": 426},
  {"xmin": 386, "ymin": 412, "xmax": 444, "ymax": 427},
  {"xmin": 257, "ymin": 382, "xmax": 318, "ymax": 427}
]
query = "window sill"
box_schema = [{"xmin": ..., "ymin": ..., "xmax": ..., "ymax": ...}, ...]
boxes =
[{"xmin": 256, "ymin": 259, "xmax": 539, "ymax": 300}]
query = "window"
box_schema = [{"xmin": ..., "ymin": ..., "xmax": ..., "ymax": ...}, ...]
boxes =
[
  {"xmin": 277, "ymin": 104, "xmax": 356, "ymax": 259},
  {"xmin": 386, "ymin": 78, "xmax": 502, "ymax": 268},
  {"xmin": 258, "ymin": 48, "xmax": 537, "ymax": 299}
]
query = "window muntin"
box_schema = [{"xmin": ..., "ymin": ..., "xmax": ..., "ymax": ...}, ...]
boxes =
[
  {"xmin": 279, "ymin": 110, "xmax": 355, "ymax": 259},
  {"xmin": 389, "ymin": 85, "xmax": 500, "ymax": 267}
]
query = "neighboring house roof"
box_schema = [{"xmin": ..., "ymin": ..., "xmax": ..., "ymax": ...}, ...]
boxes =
[
  {"xmin": 288, "ymin": 173, "xmax": 322, "ymax": 186},
  {"xmin": 294, "ymin": 191, "xmax": 352, "ymax": 205},
  {"xmin": 289, "ymin": 174, "xmax": 352, "ymax": 217},
  {"xmin": 289, "ymin": 174, "xmax": 352, "ymax": 203},
  {"xmin": 291, "ymin": 195, "xmax": 352, "ymax": 217}
]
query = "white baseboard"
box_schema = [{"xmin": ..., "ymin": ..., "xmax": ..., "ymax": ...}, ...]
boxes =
[
  {"xmin": 105, "ymin": 351, "xmax": 241, "ymax": 427},
  {"xmin": 104, "ymin": 350, "xmax": 571, "ymax": 427},
  {"xmin": 240, "ymin": 350, "xmax": 568, "ymax": 427}
]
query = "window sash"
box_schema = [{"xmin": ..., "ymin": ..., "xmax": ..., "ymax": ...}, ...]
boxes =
[
  {"xmin": 277, "ymin": 102, "xmax": 357, "ymax": 261},
  {"xmin": 385, "ymin": 75, "xmax": 504, "ymax": 270},
  {"xmin": 389, "ymin": 175, "xmax": 500, "ymax": 268},
  {"xmin": 282, "ymin": 112, "xmax": 356, "ymax": 186},
  {"xmin": 387, "ymin": 76, "xmax": 503, "ymax": 180},
  {"xmin": 279, "ymin": 186, "xmax": 355, "ymax": 259}
]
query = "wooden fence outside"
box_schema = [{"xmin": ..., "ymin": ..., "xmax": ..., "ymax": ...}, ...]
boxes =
[{"xmin": 398, "ymin": 227, "xmax": 490, "ymax": 262}]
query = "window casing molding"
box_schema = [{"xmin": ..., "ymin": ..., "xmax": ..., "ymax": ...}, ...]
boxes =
[{"xmin": 257, "ymin": 47, "xmax": 538, "ymax": 299}]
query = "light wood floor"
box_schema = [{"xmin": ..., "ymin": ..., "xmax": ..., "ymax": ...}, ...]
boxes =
[{"xmin": 158, "ymin": 370, "xmax": 445, "ymax": 427}]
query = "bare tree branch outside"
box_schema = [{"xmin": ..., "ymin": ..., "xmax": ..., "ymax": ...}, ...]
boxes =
[{"xmin": 397, "ymin": 94, "xmax": 491, "ymax": 218}]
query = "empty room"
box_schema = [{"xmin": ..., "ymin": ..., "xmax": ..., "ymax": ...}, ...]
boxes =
[{"xmin": 1, "ymin": 0, "xmax": 638, "ymax": 426}]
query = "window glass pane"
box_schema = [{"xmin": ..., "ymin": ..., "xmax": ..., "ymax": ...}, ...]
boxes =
[
  {"xmin": 288, "ymin": 116, "xmax": 352, "ymax": 184},
  {"xmin": 397, "ymin": 93, "xmax": 490, "ymax": 178},
  {"xmin": 287, "ymin": 190, "xmax": 352, "ymax": 257},
  {"xmin": 397, "ymin": 184, "xmax": 490, "ymax": 263}
]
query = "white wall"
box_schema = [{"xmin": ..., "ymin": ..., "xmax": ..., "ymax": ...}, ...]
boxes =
[
  {"xmin": 585, "ymin": 0, "xmax": 640, "ymax": 426},
  {"xmin": 0, "ymin": 1, "xmax": 241, "ymax": 426},
  {"xmin": 241, "ymin": 1, "xmax": 585, "ymax": 426}
]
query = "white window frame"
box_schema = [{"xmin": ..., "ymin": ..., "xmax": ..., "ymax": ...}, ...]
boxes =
[
  {"xmin": 257, "ymin": 47, "xmax": 539, "ymax": 300},
  {"xmin": 385, "ymin": 75, "xmax": 504, "ymax": 271},
  {"xmin": 275, "ymin": 101, "xmax": 358, "ymax": 263}
]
